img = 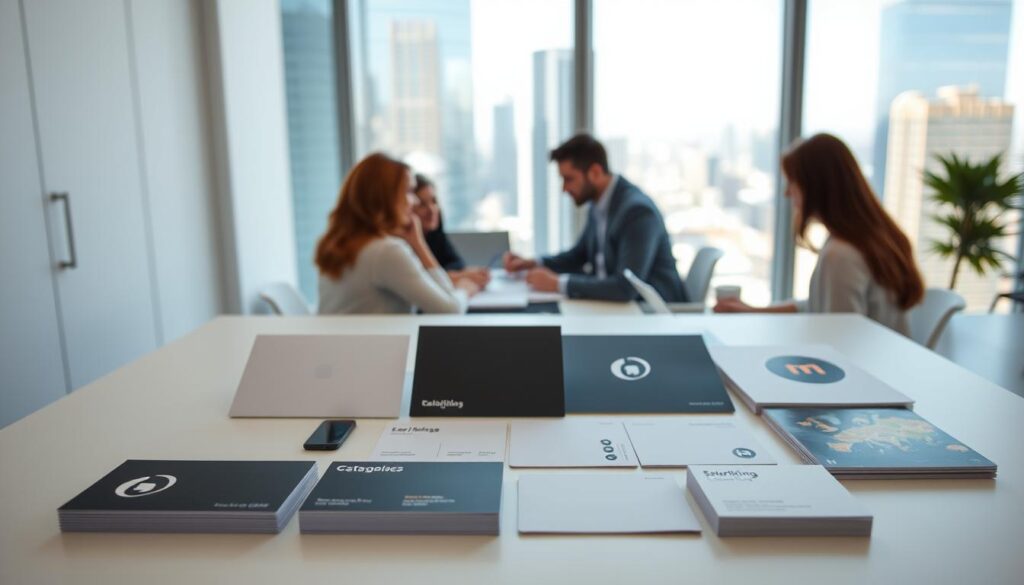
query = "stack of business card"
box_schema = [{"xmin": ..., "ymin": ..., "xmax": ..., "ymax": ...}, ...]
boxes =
[
  {"xmin": 763, "ymin": 407, "xmax": 997, "ymax": 479},
  {"xmin": 708, "ymin": 344, "xmax": 913, "ymax": 413},
  {"xmin": 624, "ymin": 418, "xmax": 777, "ymax": 467},
  {"xmin": 299, "ymin": 462, "xmax": 503, "ymax": 535},
  {"xmin": 518, "ymin": 474, "xmax": 701, "ymax": 534},
  {"xmin": 508, "ymin": 420, "xmax": 637, "ymax": 468},
  {"xmin": 686, "ymin": 465, "xmax": 872, "ymax": 537},
  {"xmin": 58, "ymin": 460, "xmax": 318, "ymax": 533}
]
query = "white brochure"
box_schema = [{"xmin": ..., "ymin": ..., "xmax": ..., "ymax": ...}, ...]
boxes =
[
  {"xmin": 369, "ymin": 421, "xmax": 508, "ymax": 462},
  {"xmin": 508, "ymin": 420, "xmax": 637, "ymax": 468},
  {"xmin": 518, "ymin": 474, "xmax": 701, "ymax": 534},
  {"xmin": 625, "ymin": 418, "xmax": 777, "ymax": 468}
]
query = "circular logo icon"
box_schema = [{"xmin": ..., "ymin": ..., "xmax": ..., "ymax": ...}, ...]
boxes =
[
  {"xmin": 732, "ymin": 447, "xmax": 757, "ymax": 459},
  {"xmin": 610, "ymin": 357, "xmax": 652, "ymax": 381},
  {"xmin": 114, "ymin": 475, "xmax": 177, "ymax": 498},
  {"xmin": 765, "ymin": 356, "xmax": 845, "ymax": 384}
]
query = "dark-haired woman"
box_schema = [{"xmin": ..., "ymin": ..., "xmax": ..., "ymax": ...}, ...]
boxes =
[
  {"xmin": 714, "ymin": 133, "xmax": 924, "ymax": 336},
  {"xmin": 411, "ymin": 174, "xmax": 490, "ymax": 289}
]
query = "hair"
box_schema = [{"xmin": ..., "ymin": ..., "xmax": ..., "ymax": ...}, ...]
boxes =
[
  {"xmin": 550, "ymin": 133, "xmax": 610, "ymax": 173},
  {"xmin": 781, "ymin": 133, "xmax": 924, "ymax": 310},
  {"xmin": 413, "ymin": 173, "xmax": 434, "ymax": 193},
  {"xmin": 315, "ymin": 153, "xmax": 410, "ymax": 279}
]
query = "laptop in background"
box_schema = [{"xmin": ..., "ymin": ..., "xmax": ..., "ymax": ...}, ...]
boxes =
[
  {"xmin": 447, "ymin": 231, "xmax": 511, "ymax": 267},
  {"xmin": 229, "ymin": 334, "xmax": 410, "ymax": 418}
]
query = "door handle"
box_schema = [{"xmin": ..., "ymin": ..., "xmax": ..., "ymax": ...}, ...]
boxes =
[{"xmin": 50, "ymin": 192, "xmax": 77, "ymax": 269}]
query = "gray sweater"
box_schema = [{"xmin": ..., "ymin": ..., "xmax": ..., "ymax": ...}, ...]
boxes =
[
  {"xmin": 800, "ymin": 238, "xmax": 910, "ymax": 336},
  {"xmin": 317, "ymin": 236, "xmax": 468, "ymax": 315}
]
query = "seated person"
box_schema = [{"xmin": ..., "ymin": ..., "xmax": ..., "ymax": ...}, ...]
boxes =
[
  {"xmin": 715, "ymin": 133, "xmax": 924, "ymax": 336},
  {"xmin": 411, "ymin": 173, "xmax": 490, "ymax": 289},
  {"xmin": 316, "ymin": 153, "xmax": 480, "ymax": 314},
  {"xmin": 503, "ymin": 133, "xmax": 688, "ymax": 302}
]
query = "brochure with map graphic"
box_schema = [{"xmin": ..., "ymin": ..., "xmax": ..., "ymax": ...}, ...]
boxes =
[{"xmin": 763, "ymin": 408, "xmax": 997, "ymax": 479}]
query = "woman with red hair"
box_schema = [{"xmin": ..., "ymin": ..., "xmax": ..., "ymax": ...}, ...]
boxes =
[
  {"xmin": 715, "ymin": 133, "xmax": 924, "ymax": 336},
  {"xmin": 316, "ymin": 153, "xmax": 479, "ymax": 314}
]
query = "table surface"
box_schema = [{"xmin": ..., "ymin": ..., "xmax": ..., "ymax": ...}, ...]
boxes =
[{"xmin": 2, "ymin": 310, "xmax": 1022, "ymax": 585}]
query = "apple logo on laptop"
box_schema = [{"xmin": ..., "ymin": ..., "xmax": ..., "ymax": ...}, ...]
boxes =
[
  {"xmin": 610, "ymin": 357, "xmax": 651, "ymax": 381},
  {"xmin": 115, "ymin": 475, "xmax": 177, "ymax": 498}
]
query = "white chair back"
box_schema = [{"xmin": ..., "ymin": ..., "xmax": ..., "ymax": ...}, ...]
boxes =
[
  {"xmin": 908, "ymin": 288, "xmax": 965, "ymax": 349},
  {"xmin": 685, "ymin": 246, "xmax": 724, "ymax": 303},
  {"xmin": 258, "ymin": 282, "xmax": 312, "ymax": 316}
]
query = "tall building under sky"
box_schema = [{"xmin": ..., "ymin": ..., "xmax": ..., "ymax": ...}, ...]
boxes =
[
  {"xmin": 491, "ymin": 100, "xmax": 518, "ymax": 215},
  {"xmin": 884, "ymin": 86, "xmax": 1015, "ymax": 310},
  {"xmin": 532, "ymin": 48, "xmax": 574, "ymax": 255},
  {"xmin": 281, "ymin": 0, "xmax": 341, "ymax": 304},
  {"xmin": 390, "ymin": 20, "xmax": 442, "ymax": 157},
  {"xmin": 872, "ymin": 0, "xmax": 1012, "ymax": 196}
]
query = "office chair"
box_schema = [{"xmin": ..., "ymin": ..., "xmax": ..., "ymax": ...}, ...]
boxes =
[
  {"xmin": 685, "ymin": 246, "xmax": 724, "ymax": 304},
  {"xmin": 908, "ymin": 288, "xmax": 966, "ymax": 349},
  {"xmin": 258, "ymin": 282, "xmax": 312, "ymax": 315}
]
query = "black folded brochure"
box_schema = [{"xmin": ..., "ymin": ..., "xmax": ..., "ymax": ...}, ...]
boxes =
[{"xmin": 411, "ymin": 325, "xmax": 565, "ymax": 417}]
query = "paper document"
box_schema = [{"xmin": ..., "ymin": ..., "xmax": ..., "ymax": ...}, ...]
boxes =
[
  {"xmin": 509, "ymin": 420, "xmax": 637, "ymax": 468},
  {"xmin": 370, "ymin": 421, "xmax": 508, "ymax": 462},
  {"xmin": 624, "ymin": 418, "xmax": 776, "ymax": 467}
]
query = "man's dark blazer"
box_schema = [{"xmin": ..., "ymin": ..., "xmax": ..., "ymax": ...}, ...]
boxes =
[{"xmin": 542, "ymin": 176, "xmax": 688, "ymax": 302}]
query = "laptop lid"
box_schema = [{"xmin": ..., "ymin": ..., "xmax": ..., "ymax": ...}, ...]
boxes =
[
  {"xmin": 623, "ymin": 268, "xmax": 671, "ymax": 314},
  {"xmin": 562, "ymin": 335, "xmax": 734, "ymax": 414},
  {"xmin": 411, "ymin": 326, "xmax": 565, "ymax": 417},
  {"xmin": 447, "ymin": 231, "xmax": 511, "ymax": 267},
  {"xmin": 229, "ymin": 334, "xmax": 410, "ymax": 418}
]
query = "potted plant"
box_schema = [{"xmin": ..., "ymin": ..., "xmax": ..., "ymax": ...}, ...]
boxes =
[{"xmin": 924, "ymin": 153, "xmax": 1023, "ymax": 289}]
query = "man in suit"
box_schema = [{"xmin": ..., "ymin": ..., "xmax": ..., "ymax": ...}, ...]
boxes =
[{"xmin": 504, "ymin": 134, "xmax": 688, "ymax": 302}]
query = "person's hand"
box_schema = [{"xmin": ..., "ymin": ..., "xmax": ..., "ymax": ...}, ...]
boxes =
[
  {"xmin": 454, "ymin": 277, "xmax": 481, "ymax": 298},
  {"xmin": 450, "ymin": 267, "xmax": 490, "ymax": 289},
  {"xmin": 503, "ymin": 252, "xmax": 537, "ymax": 273},
  {"xmin": 713, "ymin": 297, "xmax": 754, "ymax": 313},
  {"xmin": 393, "ymin": 214, "xmax": 427, "ymax": 251},
  {"xmin": 525, "ymin": 267, "xmax": 560, "ymax": 292}
]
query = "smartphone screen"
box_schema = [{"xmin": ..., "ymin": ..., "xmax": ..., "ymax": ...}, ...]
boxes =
[{"xmin": 303, "ymin": 420, "xmax": 356, "ymax": 450}]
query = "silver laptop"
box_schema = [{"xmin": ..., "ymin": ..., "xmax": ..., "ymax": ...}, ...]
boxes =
[
  {"xmin": 624, "ymin": 269, "xmax": 706, "ymax": 314},
  {"xmin": 229, "ymin": 335, "xmax": 410, "ymax": 418},
  {"xmin": 447, "ymin": 231, "xmax": 511, "ymax": 267}
]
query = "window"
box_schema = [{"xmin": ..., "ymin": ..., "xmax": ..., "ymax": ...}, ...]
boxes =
[
  {"xmin": 347, "ymin": 0, "xmax": 574, "ymax": 257},
  {"xmin": 593, "ymin": 0, "xmax": 784, "ymax": 305},
  {"xmin": 801, "ymin": 0, "xmax": 1023, "ymax": 312},
  {"xmin": 281, "ymin": 0, "xmax": 343, "ymax": 303}
]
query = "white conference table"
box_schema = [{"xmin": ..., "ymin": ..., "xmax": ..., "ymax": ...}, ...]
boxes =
[{"xmin": 1, "ymin": 310, "xmax": 1022, "ymax": 584}]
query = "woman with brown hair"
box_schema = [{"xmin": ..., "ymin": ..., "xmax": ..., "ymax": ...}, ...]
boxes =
[
  {"xmin": 316, "ymin": 153, "xmax": 480, "ymax": 314},
  {"xmin": 715, "ymin": 133, "xmax": 924, "ymax": 336}
]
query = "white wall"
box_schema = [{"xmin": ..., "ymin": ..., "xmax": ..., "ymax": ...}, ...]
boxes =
[
  {"xmin": 203, "ymin": 0, "xmax": 298, "ymax": 314},
  {"xmin": 129, "ymin": 0, "xmax": 225, "ymax": 340}
]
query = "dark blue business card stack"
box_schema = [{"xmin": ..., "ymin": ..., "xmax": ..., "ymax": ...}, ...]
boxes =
[
  {"xmin": 299, "ymin": 462, "xmax": 503, "ymax": 535},
  {"xmin": 58, "ymin": 460, "xmax": 319, "ymax": 533}
]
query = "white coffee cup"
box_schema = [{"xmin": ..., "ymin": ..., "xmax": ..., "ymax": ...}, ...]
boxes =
[{"xmin": 714, "ymin": 284, "xmax": 741, "ymax": 301}]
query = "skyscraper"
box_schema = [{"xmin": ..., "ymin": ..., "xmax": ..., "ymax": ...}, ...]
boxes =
[
  {"xmin": 281, "ymin": 0, "xmax": 342, "ymax": 303},
  {"xmin": 491, "ymin": 100, "xmax": 518, "ymax": 215},
  {"xmin": 884, "ymin": 86, "xmax": 1015, "ymax": 310},
  {"xmin": 871, "ymin": 0, "xmax": 1012, "ymax": 196},
  {"xmin": 390, "ymin": 20, "xmax": 442, "ymax": 157},
  {"xmin": 532, "ymin": 49, "xmax": 574, "ymax": 255}
]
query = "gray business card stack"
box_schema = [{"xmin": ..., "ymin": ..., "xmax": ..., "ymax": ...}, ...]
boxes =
[
  {"xmin": 300, "ymin": 462, "xmax": 503, "ymax": 535},
  {"xmin": 686, "ymin": 465, "xmax": 872, "ymax": 537},
  {"xmin": 58, "ymin": 460, "xmax": 319, "ymax": 533}
]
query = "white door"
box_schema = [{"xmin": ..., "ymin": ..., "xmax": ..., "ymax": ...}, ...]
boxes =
[
  {"xmin": 0, "ymin": 0, "xmax": 69, "ymax": 427},
  {"xmin": 23, "ymin": 0, "xmax": 159, "ymax": 389}
]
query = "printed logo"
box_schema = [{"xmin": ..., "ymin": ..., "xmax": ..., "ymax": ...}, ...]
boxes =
[
  {"xmin": 701, "ymin": 469, "xmax": 758, "ymax": 481},
  {"xmin": 732, "ymin": 447, "xmax": 757, "ymax": 459},
  {"xmin": 421, "ymin": 399, "xmax": 464, "ymax": 410},
  {"xmin": 610, "ymin": 356, "xmax": 652, "ymax": 381},
  {"xmin": 600, "ymin": 438, "xmax": 618, "ymax": 461},
  {"xmin": 336, "ymin": 465, "xmax": 404, "ymax": 473},
  {"xmin": 765, "ymin": 355, "xmax": 845, "ymax": 384},
  {"xmin": 114, "ymin": 475, "xmax": 177, "ymax": 498}
]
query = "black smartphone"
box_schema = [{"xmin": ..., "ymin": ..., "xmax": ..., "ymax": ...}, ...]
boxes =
[{"xmin": 303, "ymin": 420, "xmax": 356, "ymax": 451}]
